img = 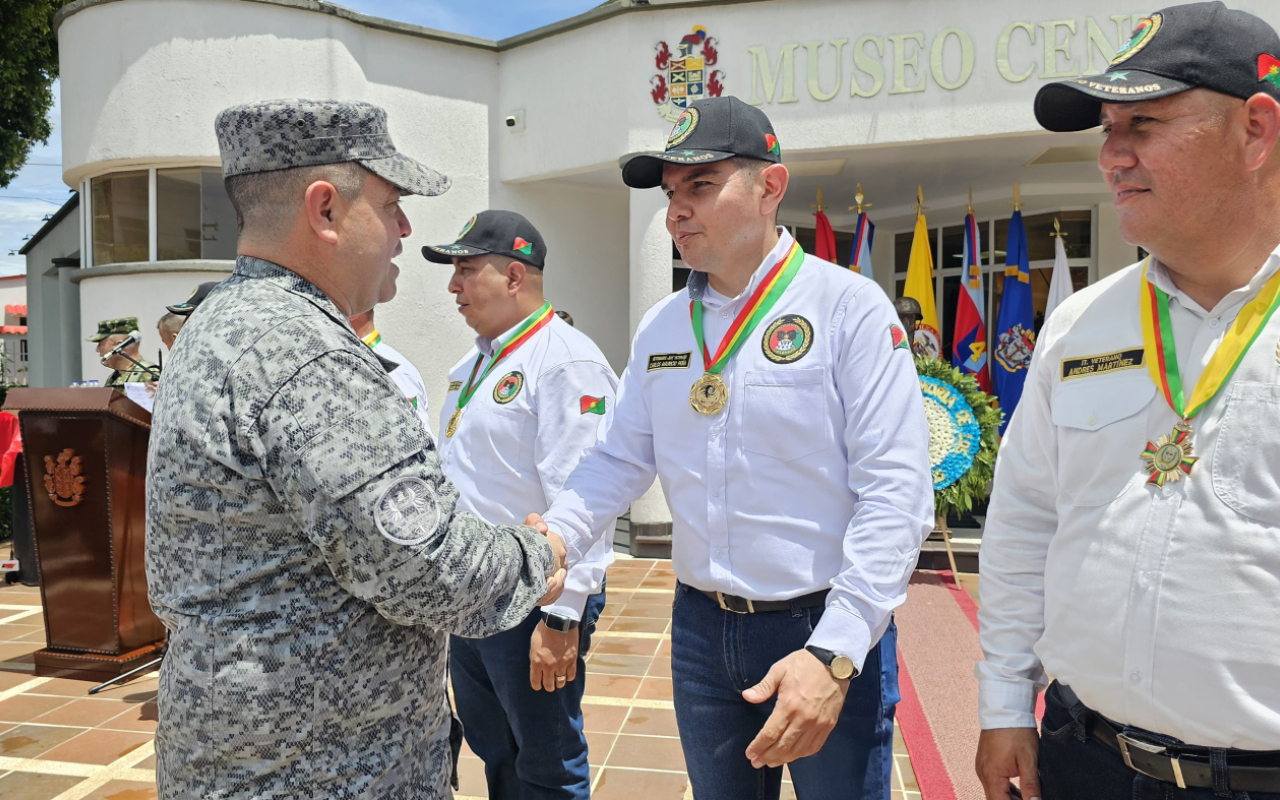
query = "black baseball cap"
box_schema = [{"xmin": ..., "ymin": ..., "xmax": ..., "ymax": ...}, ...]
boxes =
[
  {"xmin": 1035, "ymin": 2, "xmax": 1280, "ymax": 132},
  {"xmin": 422, "ymin": 210, "xmax": 547, "ymax": 269},
  {"xmin": 621, "ymin": 96, "xmax": 782, "ymax": 189},
  {"xmin": 167, "ymin": 281, "xmax": 219, "ymax": 315}
]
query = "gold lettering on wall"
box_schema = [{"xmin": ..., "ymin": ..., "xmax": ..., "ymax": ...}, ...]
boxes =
[
  {"xmin": 747, "ymin": 44, "xmax": 800, "ymax": 105},
  {"xmin": 805, "ymin": 39, "xmax": 848, "ymax": 101},
  {"xmin": 888, "ymin": 33, "xmax": 926, "ymax": 94},
  {"xmin": 1040, "ymin": 20, "xmax": 1080, "ymax": 78},
  {"xmin": 997, "ymin": 22, "xmax": 1036, "ymax": 83},
  {"xmin": 850, "ymin": 35, "xmax": 885, "ymax": 97},
  {"xmin": 929, "ymin": 27, "xmax": 974, "ymax": 90}
]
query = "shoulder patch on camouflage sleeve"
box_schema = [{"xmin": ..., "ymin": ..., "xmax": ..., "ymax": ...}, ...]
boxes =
[{"xmin": 375, "ymin": 478, "xmax": 442, "ymax": 546}]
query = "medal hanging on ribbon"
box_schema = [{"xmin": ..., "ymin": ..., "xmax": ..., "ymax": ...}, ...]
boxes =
[
  {"xmin": 447, "ymin": 301, "xmax": 554, "ymax": 437},
  {"xmin": 1138, "ymin": 260, "xmax": 1280, "ymax": 485},
  {"xmin": 689, "ymin": 241, "xmax": 805, "ymax": 415}
]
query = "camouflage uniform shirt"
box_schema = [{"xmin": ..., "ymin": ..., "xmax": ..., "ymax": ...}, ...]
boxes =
[
  {"xmin": 146, "ymin": 257, "xmax": 554, "ymax": 800},
  {"xmin": 106, "ymin": 359, "xmax": 161, "ymax": 387}
]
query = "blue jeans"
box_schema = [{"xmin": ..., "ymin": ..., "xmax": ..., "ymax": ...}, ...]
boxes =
[
  {"xmin": 670, "ymin": 582, "xmax": 898, "ymax": 800},
  {"xmin": 450, "ymin": 591, "xmax": 606, "ymax": 800},
  {"xmin": 1040, "ymin": 682, "xmax": 1280, "ymax": 800}
]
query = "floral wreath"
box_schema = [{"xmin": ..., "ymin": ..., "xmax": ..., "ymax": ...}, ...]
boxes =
[{"xmin": 915, "ymin": 357, "xmax": 1002, "ymax": 518}]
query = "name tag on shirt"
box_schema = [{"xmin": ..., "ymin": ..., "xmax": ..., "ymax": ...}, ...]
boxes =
[
  {"xmin": 647, "ymin": 352, "xmax": 692, "ymax": 371},
  {"xmin": 448, "ymin": 381, "xmax": 462, "ymax": 391},
  {"xmin": 1060, "ymin": 348, "xmax": 1145, "ymax": 381}
]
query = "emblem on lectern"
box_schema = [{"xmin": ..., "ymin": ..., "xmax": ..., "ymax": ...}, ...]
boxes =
[{"xmin": 43, "ymin": 449, "xmax": 86, "ymax": 507}]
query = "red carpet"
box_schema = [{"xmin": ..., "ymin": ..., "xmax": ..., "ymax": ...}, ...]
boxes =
[{"xmin": 895, "ymin": 571, "xmax": 985, "ymax": 800}]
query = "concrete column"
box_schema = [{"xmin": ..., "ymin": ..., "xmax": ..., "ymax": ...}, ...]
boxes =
[{"xmin": 627, "ymin": 188, "xmax": 675, "ymax": 557}]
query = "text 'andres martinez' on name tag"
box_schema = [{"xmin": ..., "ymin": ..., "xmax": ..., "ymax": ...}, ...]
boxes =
[
  {"xmin": 1060, "ymin": 348, "xmax": 1145, "ymax": 381},
  {"xmin": 647, "ymin": 352, "xmax": 693, "ymax": 371}
]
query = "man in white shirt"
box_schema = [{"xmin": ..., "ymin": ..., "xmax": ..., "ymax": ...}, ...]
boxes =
[
  {"xmin": 423, "ymin": 210, "xmax": 618, "ymax": 800},
  {"xmin": 976, "ymin": 4, "xmax": 1280, "ymax": 799},
  {"xmin": 536, "ymin": 97, "xmax": 933, "ymax": 800},
  {"xmin": 348, "ymin": 307, "xmax": 433, "ymax": 436}
]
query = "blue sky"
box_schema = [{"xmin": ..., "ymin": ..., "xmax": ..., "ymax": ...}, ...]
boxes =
[{"xmin": 0, "ymin": 1, "xmax": 603, "ymax": 274}]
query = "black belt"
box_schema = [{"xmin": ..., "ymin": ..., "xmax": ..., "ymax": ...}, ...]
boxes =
[
  {"xmin": 698, "ymin": 588, "xmax": 828, "ymax": 614},
  {"xmin": 1058, "ymin": 683, "xmax": 1280, "ymax": 793}
]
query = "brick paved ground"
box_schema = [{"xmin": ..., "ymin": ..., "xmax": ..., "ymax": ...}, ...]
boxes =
[{"xmin": 0, "ymin": 557, "xmax": 921, "ymax": 799}]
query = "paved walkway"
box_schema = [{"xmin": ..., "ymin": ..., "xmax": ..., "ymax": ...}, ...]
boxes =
[{"xmin": 0, "ymin": 558, "xmax": 922, "ymax": 799}]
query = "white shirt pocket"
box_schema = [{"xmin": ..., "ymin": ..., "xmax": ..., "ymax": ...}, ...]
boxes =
[
  {"xmin": 742, "ymin": 367, "xmax": 831, "ymax": 461},
  {"xmin": 1212, "ymin": 382, "xmax": 1280, "ymax": 525},
  {"xmin": 471, "ymin": 405, "xmax": 531, "ymax": 475},
  {"xmin": 1051, "ymin": 375, "xmax": 1155, "ymax": 506}
]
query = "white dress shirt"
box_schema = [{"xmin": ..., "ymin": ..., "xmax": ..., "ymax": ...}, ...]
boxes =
[
  {"xmin": 978, "ymin": 248, "xmax": 1280, "ymax": 748},
  {"xmin": 542, "ymin": 230, "xmax": 934, "ymax": 669},
  {"xmin": 439, "ymin": 313, "xmax": 618, "ymax": 621},
  {"xmin": 364, "ymin": 332, "xmax": 434, "ymax": 436}
]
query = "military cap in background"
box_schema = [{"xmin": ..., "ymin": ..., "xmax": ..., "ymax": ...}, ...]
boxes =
[
  {"xmin": 88, "ymin": 317, "xmax": 139, "ymax": 343},
  {"xmin": 214, "ymin": 99, "xmax": 451, "ymax": 196},
  {"xmin": 422, "ymin": 210, "xmax": 548, "ymax": 269},
  {"xmin": 621, "ymin": 96, "xmax": 782, "ymax": 189},
  {"xmin": 167, "ymin": 281, "xmax": 220, "ymax": 316}
]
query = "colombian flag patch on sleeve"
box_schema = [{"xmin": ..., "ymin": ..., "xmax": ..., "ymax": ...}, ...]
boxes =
[{"xmin": 580, "ymin": 395, "xmax": 607, "ymax": 415}]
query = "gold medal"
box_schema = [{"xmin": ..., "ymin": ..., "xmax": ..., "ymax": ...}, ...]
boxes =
[
  {"xmin": 1141, "ymin": 421, "xmax": 1198, "ymax": 486},
  {"xmin": 689, "ymin": 373, "xmax": 728, "ymax": 415},
  {"xmin": 446, "ymin": 409, "xmax": 462, "ymax": 438}
]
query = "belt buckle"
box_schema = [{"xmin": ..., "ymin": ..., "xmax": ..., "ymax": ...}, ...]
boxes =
[
  {"xmin": 1116, "ymin": 733, "xmax": 1184, "ymax": 788},
  {"xmin": 716, "ymin": 591, "xmax": 754, "ymax": 614}
]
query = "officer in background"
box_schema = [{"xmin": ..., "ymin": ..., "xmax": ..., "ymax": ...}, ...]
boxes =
[
  {"xmin": 146, "ymin": 99, "xmax": 565, "ymax": 800},
  {"xmin": 976, "ymin": 5, "xmax": 1280, "ymax": 799},
  {"xmin": 538, "ymin": 97, "xmax": 933, "ymax": 800},
  {"xmin": 157, "ymin": 313, "xmax": 184, "ymax": 352},
  {"xmin": 423, "ymin": 210, "xmax": 617, "ymax": 800},
  {"xmin": 89, "ymin": 317, "xmax": 161, "ymax": 385},
  {"xmin": 349, "ymin": 307, "xmax": 433, "ymax": 436},
  {"xmin": 159, "ymin": 281, "xmax": 218, "ymax": 351}
]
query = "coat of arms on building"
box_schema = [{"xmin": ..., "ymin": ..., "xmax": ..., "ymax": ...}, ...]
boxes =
[
  {"xmin": 43, "ymin": 448, "xmax": 86, "ymax": 507},
  {"xmin": 651, "ymin": 26, "xmax": 725, "ymax": 122}
]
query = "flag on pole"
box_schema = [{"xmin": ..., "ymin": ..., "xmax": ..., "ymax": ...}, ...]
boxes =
[
  {"xmin": 850, "ymin": 212, "xmax": 874, "ymax": 280},
  {"xmin": 814, "ymin": 209, "xmax": 837, "ymax": 263},
  {"xmin": 951, "ymin": 213, "xmax": 991, "ymax": 392},
  {"xmin": 903, "ymin": 206, "xmax": 941, "ymax": 359},
  {"xmin": 1044, "ymin": 231, "xmax": 1075, "ymax": 322},
  {"xmin": 992, "ymin": 209, "xmax": 1035, "ymax": 433}
]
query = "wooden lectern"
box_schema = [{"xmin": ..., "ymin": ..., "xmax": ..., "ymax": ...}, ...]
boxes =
[{"xmin": 2, "ymin": 388, "xmax": 165, "ymax": 679}]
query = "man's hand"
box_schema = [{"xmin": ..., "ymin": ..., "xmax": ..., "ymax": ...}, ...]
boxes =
[
  {"xmin": 742, "ymin": 649, "xmax": 849, "ymax": 768},
  {"xmin": 976, "ymin": 727, "xmax": 1040, "ymax": 800},
  {"xmin": 523, "ymin": 513, "xmax": 567, "ymax": 606},
  {"xmin": 530, "ymin": 620, "xmax": 579, "ymax": 692}
]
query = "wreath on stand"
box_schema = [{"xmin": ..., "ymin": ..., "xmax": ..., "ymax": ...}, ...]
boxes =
[{"xmin": 914, "ymin": 357, "xmax": 1002, "ymax": 572}]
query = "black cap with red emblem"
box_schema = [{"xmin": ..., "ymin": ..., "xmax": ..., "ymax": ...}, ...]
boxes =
[
  {"xmin": 621, "ymin": 96, "xmax": 782, "ymax": 189},
  {"xmin": 1035, "ymin": 1, "xmax": 1280, "ymax": 132}
]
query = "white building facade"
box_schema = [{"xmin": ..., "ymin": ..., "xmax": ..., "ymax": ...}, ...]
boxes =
[{"xmin": 41, "ymin": 0, "xmax": 1280, "ymax": 547}]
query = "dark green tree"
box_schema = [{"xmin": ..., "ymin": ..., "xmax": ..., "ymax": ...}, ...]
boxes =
[{"xmin": 0, "ymin": 0, "xmax": 71, "ymax": 189}]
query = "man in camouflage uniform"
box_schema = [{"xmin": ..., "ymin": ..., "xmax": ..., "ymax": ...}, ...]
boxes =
[
  {"xmin": 88, "ymin": 317, "xmax": 161, "ymax": 385},
  {"xmin": 146, "ymin": 99, "xmax": 567, "ymax": 800}
]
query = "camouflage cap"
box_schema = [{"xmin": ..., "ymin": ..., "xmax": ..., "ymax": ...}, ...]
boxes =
[
  {"xmin": 214, "ymin": 99, "xmax": 451, "ymax": 197},
  {"xmin": 88, "ymin": 317, "xmax": 139, "ymax": 343}
]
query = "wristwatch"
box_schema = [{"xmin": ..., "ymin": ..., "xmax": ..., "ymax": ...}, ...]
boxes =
[
  {"xmin": 805, "ymin": 646, "xmax": 858, "ymax": 680},
  {"xmin": 541, "ymin": 612, "xmax": 579, "ymax": 633}
]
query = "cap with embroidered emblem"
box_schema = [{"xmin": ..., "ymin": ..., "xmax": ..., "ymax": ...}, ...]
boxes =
[
  {"xmin": 214, "ymin": 98, "xmax": 451, "ymax": 196},
  {"xmin": 422, "ymin": 210, "xmax": 547, "ymax": 269},
  {"xmin": 620, "ymin": 96, "xmax": 782, "ymax": 189},
  {"xmin": 1035, "ymin": 2, "xmax": 1280, "ymax": 132}
]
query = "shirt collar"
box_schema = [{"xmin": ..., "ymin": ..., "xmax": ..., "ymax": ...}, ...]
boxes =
[
  {"xmin": 687, "ymin": 228, "xmax": 796, "ymax": 309},
  {"xmin": 232, "ymin": 256, "xmax": 348, "ymax": 328},
  {"xmin": 1149, "ymin": 245, "xmax": 1280, "ymax": 318},
  {"xmin": 475, "ymin": 305, "xmax": 549, "ymax": 358}
]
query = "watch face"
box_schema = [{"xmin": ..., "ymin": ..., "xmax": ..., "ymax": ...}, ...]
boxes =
[{"xmin": 831, "ymin": 656, "xmax": 856, "ymax": 681}]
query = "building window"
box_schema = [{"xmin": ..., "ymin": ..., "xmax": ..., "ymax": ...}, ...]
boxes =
[
  {"xmin": 91, "ymin": 171, "xmax": 149, "ymax": 266},
  {"xmin": 19, "ymin": 339, "xmax": 27, "ymax": 363},
  {"xmin": 157, "ymin": 167, "xmax": 238, "ymax": 260}
]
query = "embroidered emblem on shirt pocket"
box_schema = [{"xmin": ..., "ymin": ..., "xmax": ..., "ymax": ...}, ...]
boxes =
[
  {"xmin": 762, "ymin": 315, "xmax": 814, "ymax": 364},
  {"xmin": 647, "ymin": 352, "xmax": 692, "ymax": 371},
  {"xmin": 493, "ymin": 371, "xmax": 524, "ymax": 404}
]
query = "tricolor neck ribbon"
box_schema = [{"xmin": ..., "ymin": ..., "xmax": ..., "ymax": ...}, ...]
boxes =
[
  {"xmin": 1140, "ymin": 260, "xmax": 1280, "ymax": 419},
  {"xmin": 362, "ymin": 330, "xmax": 382, "ymax": 348},
  {"xmin": 456, "ymin": 301, "xmax": 553, "ymax": 411},
  {"xmin": 691, "ymin": 241, "xmax": 804, "ymax": 375}
]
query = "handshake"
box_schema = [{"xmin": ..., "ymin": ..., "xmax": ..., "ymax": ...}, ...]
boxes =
[{"xmin": 523, "ymin": 513, "xmax": 568, "ymax": 606}]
